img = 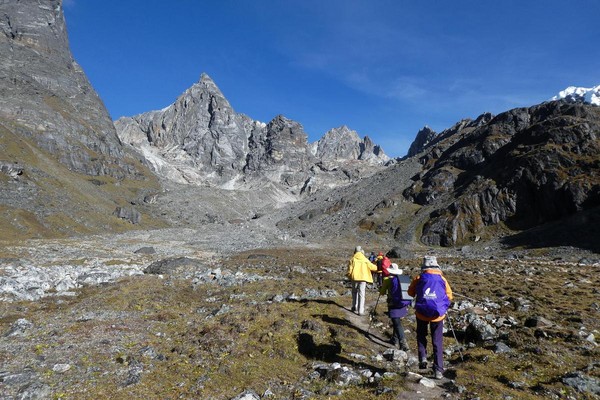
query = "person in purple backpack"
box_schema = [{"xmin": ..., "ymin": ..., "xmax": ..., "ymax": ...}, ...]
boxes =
[
  {"xmin": 407, "ymin": 256, "xmax": 453, "ymax": 379},
  {"xmin": 379, "ymin": 263, "xmax": 411, "ymax": 351}
]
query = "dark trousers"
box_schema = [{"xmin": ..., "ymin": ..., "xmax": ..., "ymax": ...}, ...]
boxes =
[
  {"xmin": 391, "ymin": 317, "xmax": 406, "ymax": 344},
  {"xmin": 416, "ymin": 318, "xmax": 444, "ymax": 372}
]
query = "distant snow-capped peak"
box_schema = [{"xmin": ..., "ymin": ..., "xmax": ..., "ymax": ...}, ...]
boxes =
[{"xmin": 552, "ymin": 85, "xmax": 600, "ymax": 105}]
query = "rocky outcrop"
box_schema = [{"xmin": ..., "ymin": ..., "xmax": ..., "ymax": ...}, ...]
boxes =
[
  {"xmin": 406, "ymin": 126, "xmax": 436, "ymax": 157},
  {"xmin": 244, "ymin": 115, "xmax": 313, "ymax": 188},
  {"xmin": 311, "ymin": 125, "xmax": 389, "ymax": 164},
  {"xmin": 0, "ymin": 0, "xmax": 137, "ymax": 178},
  {"xmin": 404, "ymin": 101, "xmax": 600, "ymax": 246},
  {"xmin": 115, "ymin": 74, "xmax": 388, "ymax": 193},
  {"xmin": 0, "ymin": 1, "xmax": 161, "ymax": 240}
]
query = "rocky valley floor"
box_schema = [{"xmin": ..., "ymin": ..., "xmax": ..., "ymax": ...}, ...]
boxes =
[{"xmin": 0, "ymin": 226, "xmax": 599, "ymax": 399}]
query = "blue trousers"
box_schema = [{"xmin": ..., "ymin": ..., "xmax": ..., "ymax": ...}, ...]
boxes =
[{"xmin": 416, "ymin": 318, "xmax": 445, "ymax": 372}]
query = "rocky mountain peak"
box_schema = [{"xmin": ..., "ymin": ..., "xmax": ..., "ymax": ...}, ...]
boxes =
[
  {"xmin": 195, "ymin": 73, "xmax": 225, "ymax": 98},
  {"xmin": 116, "ymin": 75, "xmax": 389, "ymax": 194},
  {"xmin": 406, "ymin": 125, "xmax": 437, "ymax": 157},
  {"xmin": 311, "ymin": 125, "xmax": 389, "ymax": 164}
]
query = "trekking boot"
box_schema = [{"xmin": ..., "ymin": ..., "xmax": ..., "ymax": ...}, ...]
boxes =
[
  {"xmin": 419, "ymin": 360, "xmax": 427, "ymax": 370},
  {"xmin": 434, "ymin": 369, "xmax": 443, "ymax": 379},
  {"xmin": 399, "ymin": 339, "xmax": 409, "ymax": 352}
]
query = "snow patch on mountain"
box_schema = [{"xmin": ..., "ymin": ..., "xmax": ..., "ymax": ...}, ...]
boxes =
[{"xmin": 552, "ymin": 85, "xmax": 600, "ymax": 105}]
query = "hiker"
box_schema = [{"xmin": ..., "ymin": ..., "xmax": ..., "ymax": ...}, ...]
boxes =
[
  {"xmin": 369, "ymin": 251, "xmax": 379, "ymax": 285},
  {"xmin": 346, "ymin": 246, "xmax": 378, "ymax": 316},
  {"xmin": 375, "ymin": 252, "xmax": 391, "ymax": 287},
  {"xmin": 368, "ymin": 251, "xmax": 377, "ymax": 263},
  {"xmin": 379, "ymin": 263, "xmax": 411, "ymax": 351},
  {"xmin": 407, "ymin": 256, "xmax": 453, "ymax": 380}
]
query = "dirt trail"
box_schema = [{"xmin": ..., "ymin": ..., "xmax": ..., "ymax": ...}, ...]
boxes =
[{"xmin": 343, "ymin": 294, "xmax": 454, "ymax": 399}]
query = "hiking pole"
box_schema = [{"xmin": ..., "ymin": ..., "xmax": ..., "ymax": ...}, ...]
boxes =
[
  {"xmin": 453, "ymin": 292, "xmax": 480, "ymax": 304},
  {"xmin": 366, "ymin": 293, "xmax": 381, "ymax": 335},
  {"xmin": 446, "ymin": 312, "xmax": 464, "ymax": 361}
]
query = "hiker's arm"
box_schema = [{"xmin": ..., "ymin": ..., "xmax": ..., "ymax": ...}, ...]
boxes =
[
  {"xmin": 443, "ymin": 276, "xmax": 453, "ymax": 301},
  {"xmin": 407, "ymin": 276, "xmax": 419, "ymax": 297},
  {"xmin": 368, "ymin": 261, "xmax": 378, "ymax": 272}
]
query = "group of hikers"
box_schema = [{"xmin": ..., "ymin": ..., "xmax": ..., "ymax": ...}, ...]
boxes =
[{"xmin": 346, "ymin": 246, "xmax": 453, "ymax": 380}]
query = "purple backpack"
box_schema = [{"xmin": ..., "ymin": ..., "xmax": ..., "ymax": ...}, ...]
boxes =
[
  {"xmin": 414, "ymin": 273, "xmax": 450, "ymax": 318},
  {"xmin": 389, "ymin": 275, "xmax": 412, "ymax": 309}
]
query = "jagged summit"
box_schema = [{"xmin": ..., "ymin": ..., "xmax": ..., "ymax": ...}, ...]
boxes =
[
  {"xmin": 115, "ymin": 74, "xmax": 389, "ymax": 193},
  {"xmin": 197, "ymin": 72, "xmax": 221, "ymax": 92},
  {"xmin": 406, "ymin": 126, "xmax": 437, "ymax": 157},
  {"xmin": 552, "ymin": 85, "xmax": 600, "ymax": 105},
  {"xmin": 311, "ymin": 126, "xmax": 389, "ymax": 164}
]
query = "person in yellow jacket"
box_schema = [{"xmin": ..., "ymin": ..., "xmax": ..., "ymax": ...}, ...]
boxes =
[{"xmin": 346, "ymin": 246, "xmax": 378, "ymax": 316}]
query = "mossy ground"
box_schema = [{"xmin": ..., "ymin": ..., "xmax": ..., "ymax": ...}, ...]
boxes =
[{"xmin": 0, "ymin": 248, "xmax": 598, "ymax": 399}]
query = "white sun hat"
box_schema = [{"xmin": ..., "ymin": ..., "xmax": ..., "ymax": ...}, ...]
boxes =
[{"xmin": 387, "ymin": 263, "xmax": 403, "ymax": 275}]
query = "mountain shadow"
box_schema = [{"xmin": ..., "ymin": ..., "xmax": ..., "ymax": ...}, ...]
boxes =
[{"xmin": 500, "ymin": 206, "xmax": 600, "ymax": 254}]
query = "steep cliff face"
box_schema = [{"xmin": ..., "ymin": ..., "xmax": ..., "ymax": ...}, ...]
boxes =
[
  {"xmin": 116, "ymin": 74, "xmax": 389, "ymax": 193},
  {"xmin": 404, "ymin": 101, "xmax": 600, "ymax": 246},
  {"xmin": 0, "ymin": 0, "xmax": 134, "ymax": 177},
  {"xmin": 0, "ymin": 0, "xmax": 162, "ymax": 239}
]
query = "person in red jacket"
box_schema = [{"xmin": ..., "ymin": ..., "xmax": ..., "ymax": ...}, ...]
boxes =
[
  {"xmin": 375, "ymin": 252, "xmax": 391, "ymax": 287},
  {"xmin": 407, "ymin": 256, "xmax": 453, "ymax": 380}
]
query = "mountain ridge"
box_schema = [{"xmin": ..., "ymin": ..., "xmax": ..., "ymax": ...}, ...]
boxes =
[{"xmin": 115, "ymin": 73, "xmax": 390, "ymax": 196}]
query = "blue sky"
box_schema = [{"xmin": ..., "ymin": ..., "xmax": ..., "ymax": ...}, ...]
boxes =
[{"xmin": 64, "ymin": 1, "xmax": 599, "ymax": 157}]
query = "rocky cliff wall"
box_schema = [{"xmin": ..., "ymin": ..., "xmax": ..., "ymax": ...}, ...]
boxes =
[
  {"xmin": 0, "ymin": 0, "xmax": 163, "ymax": 239},
  {"xmin": 0, "ymin": 0, "xmax": 137, "ymax": 177},
  {"xmin": 404, "ymin": 101, "xmax": 600, "ymax": 246}
]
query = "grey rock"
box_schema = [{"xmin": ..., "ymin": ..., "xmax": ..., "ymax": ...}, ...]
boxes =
[
  {"xmin": 5, "ymin": 318, "xmax": 33, "ymax": 337},
  {"xmin": 17, "ymin": 382, "xmax": 52, "ymax": 400},
  {"xmin": 329, "ymin": 368, "xmax": 362, "ymax": 386},
  {"xmin": 383, "ymin": 348, "xmax": 408, "ymax": 362},
  {"xmin": 562, "ymin": 372, "xmax": 600, "ymax": 396},
  {"xmin": 144, "ymin": 257, "xmax": 204, "ymax": 275},
  {"xmin": 494, "ymin": 342, "xmax": 513, "ymax": 354},
  {"xmin": 52, "ymin": 363, "xmax": 71, "ymax": 373},
  {"xmin": 524, "ymin": 316, "xmax": 554, "ymax": 328},
  {"xmin": 419, "ymin": 377, "xmax": 437, "ymax": 388},
  {"xmin": 386, "ymin": 247, "xmax": 414, "ymax": 259},
  {"xmin": 1, "ymin": 370, "xmax": 36, "ymax": 386},
  {"xmin": 114, "ymin": 207, "xmax": 141, "ymax": 224},
  {"xmin": 134, "ymin": 246, "xmax": 156, "ymax": 254},
  {"xmin": 231, "ymin": 390, "xmax": 261, "ymax": 400},
  {"xmin": 77, "ymin": 272, "xmax": 112, "ymax": 286},
  {"xmin": 124, "ymin": 360, "xmax": 143, "ymax": 386},
  {"xmin": 0, "ymin": 161, "xmax": 24, "ymax": 179},
  {"xmin": 465, "ymin": 318, "xmax": 498, "ymax": 343}
]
